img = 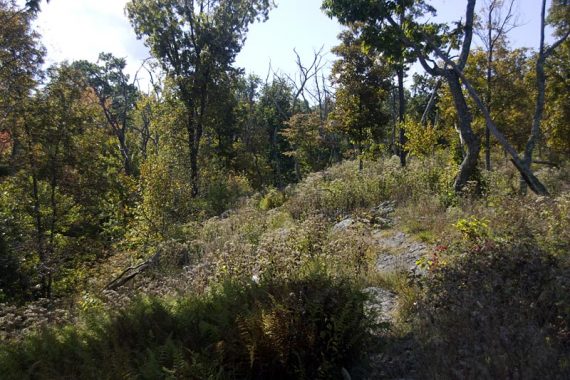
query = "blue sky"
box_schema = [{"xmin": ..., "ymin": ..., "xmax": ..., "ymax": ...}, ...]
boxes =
[{"xmin": 19, "ymin": 0, "xmax": 555, "ymax": 86}]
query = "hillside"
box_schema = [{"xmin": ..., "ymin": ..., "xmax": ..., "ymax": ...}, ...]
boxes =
[{"xmin": 1, "ymin": 157, "xmax": 569, "ymax": 379}]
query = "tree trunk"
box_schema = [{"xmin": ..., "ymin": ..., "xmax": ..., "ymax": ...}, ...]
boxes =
[
  {"xmin": 520, "ymin": 53, "xmax": 546, "ymax": 194},
  {"xmin": 117, "ymin": 131, "xmax": 132, "ymax": 177},
  {"xmin": 25, "ymin": 124, "xmax": 48, "ymax": 298},
  {"xmin": 397, "ymin": 67, "xmax": 407, "ymax": 167},
  {"xmin": 520, "ymin": 0, "xmax": 548, "ymax": 195},
  {"xmin": 450, "ymin": 63, "xmax": 550, "ymax": 196},
  {"xmin": 391, "ymin": 88, "xmax": 397, "ymax": 155},
  {"xmin": 385, "ymin": 0, "xmax": 548, "ymax": 196},
  {"xmin": 421, "ymin": 80, "xmax": 441, "ymax": 125},
  {"xmin": 485, "ymin": 36, "xmax": 493, "ymax": 171},
  {"xmin": 187, "ymin": 110, "xmax": 200, "ymax": 198},
  {"xmin": 446, "ymin": 72, "xmax": 481, "ymax": 192}
]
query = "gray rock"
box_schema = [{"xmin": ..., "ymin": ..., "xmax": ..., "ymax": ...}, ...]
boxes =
[
  {"xmin": 373, "ymin": 231, "xmax": 428, "ymax": 274},
  {"xmin": 332, "ymin": 218, "xmax": 355, "ymax": 232},
  {"xmin": 363, "ymin": 287, "xmax": 398, "ymax": 324},
  {"xmin": 371, "ymin": 201, "xmax": 396, "ymax": 218}
]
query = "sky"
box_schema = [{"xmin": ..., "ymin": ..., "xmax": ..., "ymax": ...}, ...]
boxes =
[{"xmin": 17, "ymin": 0, "xmax": 556, "ymax": 87}]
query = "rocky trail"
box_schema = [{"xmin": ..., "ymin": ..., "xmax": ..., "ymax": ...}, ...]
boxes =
[{"xmin": 333, "ymin": 202, "xmax": 431, "ymax": 379}]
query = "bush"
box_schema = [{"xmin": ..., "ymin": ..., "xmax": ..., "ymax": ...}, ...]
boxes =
[
  {"xmin": 414, "ymin": 243, "xmax": 570, "ymax": 379},
  {"xmin": 259, "ymin": 188, "xmax": 286, "ymax": 210},
  {"xmin": 0, "ymin": 272, "xmax": 376, "ymax": 380},
  {"xmin": 203, "ymin": 171, "xmax": 252, "ymax": 216}
]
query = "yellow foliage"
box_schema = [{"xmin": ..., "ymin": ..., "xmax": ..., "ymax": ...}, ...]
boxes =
[{"xmin": 403, "ymin": 118, "xmax": 440, "ymax": 157}]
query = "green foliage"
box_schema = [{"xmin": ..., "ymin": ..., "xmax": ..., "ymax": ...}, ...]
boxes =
[
  {"xmin": 259, "ymin": 188, "xmax": 286, "ymax": 210},
  {"xmin": 281, "ymin": 112, "xmax": 329, "ymax": 176},
  {"xmin": 545, "ymin": 40, "xmax": 570, "ymax": 155},
  {"xmin": 0, "ymin": 272, "xmax": 375, "ymax": 380},
  {"xmin": 330, "ymin": 28, "xmax": 391, "ymax": 159},
  {"xmin": 454, "ymin": 216, "xmax": 490, "ymax": 243},
  {"xmin": 403, "ymin": 118, "xmax": 440, "ymax": 157},
  {"xmin": 202, "ymin": 170, "xmax": 252, "ymax": 216},
  {"xmin": 414, "ymin": 243, "xmax": 570, "ymax": 378},
  {"xmin": 126, "ymin": 0, "xmax": 274, "ymax": 196},
  {"xmin": 0, "ymin": 62, "xmax": 134, "ymax": 299},
  {"xmin": 72, "ymin": 52, "xmax": 140, "ymax": 176},
  {"xmin": 438, "ymin": 45, "xmax": 536, "ymax": 151}
]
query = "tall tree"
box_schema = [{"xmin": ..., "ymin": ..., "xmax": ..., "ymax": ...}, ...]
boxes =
[
  {"xmin": 323, "ymin": 0, "xmax": 481, "ymax": 192},
  {"xmin": 0, "ymin": 0, "xmax": 44, "ymax": 174},
  {"xmin": 324, "ymin": 0, "xmax": 550, "ymax": 195},
  {"xmin": 329, "ymin": 27, "xmax": 391, "ymax": 171},
  {"xmin": 439, "ymin": 46, "xmax": 534, "ymax": 153},
  {"xmin": 475, "ymin": 0, "xmax": 518, "ymax": 171},
  {"xmin": 328, "ymin": 1, "xmax": 427, "ymax": 166},
  {"xmin": 543, "ymin": 39, "xmax": 570, "ymax": 156},
  {"xmin": 258, "ymin": 78, "xmax": 295, "ymax": 186},
  {"xmin": 521, "ymin": 0, "xmax": 569, "ymax": 193},
  {"xmin": 73, "ymin": 53, "xmax": 139, "ymax": 177},
  {"xmin": 126, "ymin": 0, "xmax": 273, "ymax": 196}
]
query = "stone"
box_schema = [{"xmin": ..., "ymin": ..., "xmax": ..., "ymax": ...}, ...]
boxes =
[{"xmin": 332, "ymin": 218, "xmax": 355, "ymax": 232}]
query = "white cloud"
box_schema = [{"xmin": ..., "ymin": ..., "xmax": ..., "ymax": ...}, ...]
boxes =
[{"xmin": 18, "ymin": 0, "xmax": 150, "ymax": 82}]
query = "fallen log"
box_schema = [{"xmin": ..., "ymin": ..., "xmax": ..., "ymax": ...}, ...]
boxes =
[{"xmin": 105, "ymin": 251, "xmax": 161, "ymax": 291}]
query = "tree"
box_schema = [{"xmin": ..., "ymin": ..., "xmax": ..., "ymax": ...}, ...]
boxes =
[
  {"xmin": 408, "ymin": 72, "xmax": 440, "ymax": 125},
  {"xmin": 329, "ymin": 27, "xmax": 391, "ymax": 171},
  {"xmin": 0, "ymin": 0, "xmax": 44, "ymax": 175},
  {"xmin": 281, "ymin": 112, "xmax": 326, "ymax": 177},
  {"xmin": 521, "ymin": 0, "xmax": 569, "ymax": 193},
  {"xmin": 324, "ymin": 0, "xmax": 550, "ymax": 195},
  {"xmin": 439, "ymin": 46, "xmax": 534, "ymax": 152},
  {"xmin": 278, "ymin": 48, "xmax": 328, "ymax": 180},
  {"xmin": 25, "ymin": 0, "xmax": 48, "ymax": 13},
  {"xmin": 257, "ymin": 78, "xmax": 295, "ymax": 186},
  {"xmin": 73, "ymin": 53, "xmax": 140, "ymax": 177},
  {"xmin": 544, "ymin": 39, "xmax": 570, "ymax": 156},
  {"xmin": 324, "ymin": 0, "xmax": 438, "ymax": 167},
  {"xmin": 324, "ymin": 0, "xmax": 481, "ymax": 191},
  {"xmin": 126, "ymin": 0, "xmax": 273, "ymax": 196},
  {"xmin": 5, "ymin": 64, "xmax": 112, "ymax": 298},
  {"xmin": 475, "ymin": 0, "xmax": 518, "ymax": 170}
]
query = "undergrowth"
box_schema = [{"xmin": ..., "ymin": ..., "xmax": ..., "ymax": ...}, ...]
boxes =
[
  {"xmin": 2, "ymin": 156, "xmax": 569, "ymax": 379},
  {"xmin": 0, "ymin": 271, "xmax": 377, "ymax": 380},
  {"xmin": 413, "ymin": 243, "xmax": 570, "ymax": 379}
]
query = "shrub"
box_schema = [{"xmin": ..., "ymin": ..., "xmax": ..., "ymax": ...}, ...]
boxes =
[
  {"xmin": 0, "ymin": 272, "xmax": 376, "ymax": 380},
  {"xmin": 203, "ymin": 171, "xmax": 252, "ymax": 216},
  {"xmin": 414, "ymin": 243, "xmax": 570, "ymax": 379},
  {"xmin": 259, "ymin": 188, "xmax": 286, "ymax": 210},
  {"xmin": 403, "ymin": 119, "xmax": 440, "ymax": 158},
  {"xmin": 285, "ymin": 161, "xmax": 392, "ymax": 219}
]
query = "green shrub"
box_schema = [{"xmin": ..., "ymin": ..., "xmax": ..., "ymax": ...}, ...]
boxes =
[
  {"xmin": 0, "ymin": 272, "xmax": 376, "ymax": 380},
  {"xmin": 203, "ymin": 171, "xmax": 252, "ymax": 216},
  {"xmin": 286, "ymin": 161, "xmax": 392, "ymax": 219},
  {"xmin": 414, "ymin": 243, "xmax": 570, "ymax": 379},
  {"xmin": 259, "ymin": 188, "xmax": 286, "ymax": 210}
]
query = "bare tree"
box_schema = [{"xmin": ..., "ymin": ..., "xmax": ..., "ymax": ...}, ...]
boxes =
[
  {"xmin": 476, "ymin": 0, "xmax": 519, "ymax": 171},
  {"xmin": 283, "ymin": 47, "xmax": 327, "ymax": 113},
  {"xmin": 273, "ymin": 48, "xmax": 327, "ymax": 180}
]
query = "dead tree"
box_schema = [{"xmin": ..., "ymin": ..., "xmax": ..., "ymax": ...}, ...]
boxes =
[{"xmin": 476, "ymin": 0, "xmax": 519, "ymax": 171}]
